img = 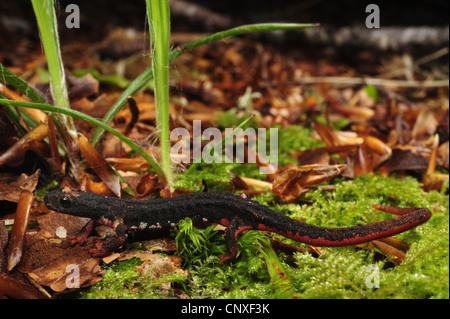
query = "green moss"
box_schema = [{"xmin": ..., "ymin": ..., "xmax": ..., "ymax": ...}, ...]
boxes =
[
  {"xmin": 82, "ymin": 173, "xmax": 448, "ymax": 299},
  {"xmin": 81, "ymin": 258, "xmax": 187, "ymax": 299},
  {"xmin": 185, "ymin": 231, "xmax": 297, "ymax": 299},
  {"xmin": 289, "ymin": 175, "xmax": 448, "ymax": 298},
  {"xmin": 183, "ymin": 175, "xmax": 448, "ymax": 299},
  {"xmin": 175, "ymin": 218, "xmax": 225, "ymax": 267},
  {"xmin": 174, "ymin": 164, "xmax": 236, "ymax": 192},
  {"xmin": 276, "ymin": 124, "xmax": 325, "ymax": 166}
]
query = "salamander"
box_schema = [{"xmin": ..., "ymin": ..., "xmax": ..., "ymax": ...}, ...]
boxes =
[{"xmin": 44, "ymin": 187, "xmax": 431, "ymax": 263}]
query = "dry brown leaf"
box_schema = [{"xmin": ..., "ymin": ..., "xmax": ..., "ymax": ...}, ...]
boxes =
[
  {"xmin": 47, "ymin": 115, "xmax": 62, "ymax": 172},
  {"xmin": 423, "ymin": 173, "xmax": 450, "ymax": 192},
  {"xmin": 378, "ymin": 145, "xmax": 429, "ymax": 175},
  {"xmin": 372, "ymin": 240, "xmax": 406, "ymax": 265},
  {"xmin": 17, "ymin": 212, "xmax": 103, "ymax": 293},
  {"xmin": 412, "ymin": 107, "xmax": 438, "ymax": 140},
  {"xmin": 20, "ymin": 238, "xmax": 102, "ymax": 292},
  {"xmin": 0, "ymin": 83, "xmax": 47, "ymax": 124},
  {"xmin": 79, "ymin": 175, "xmax": 115, "ymax": 196},
  {"xmin": 0, "ymin": 123, "xmax": 48, "ymax": 168},
  {"xmin": 106, "ymin": 157, "xmax": 152, "ymax": 172},
  {"xmin": 272, "ymin": 164, "xmax": 346, "ymax": 202},
  {"xmin": 376, "ymin": 237, "xmax": 410, "ymax": 252},
  {"xmin": 68, "ymin": 73, "xmax": 99, "ymax": 101},
  {"xmin": 353, "ymin": 145, "xmax": 373, "ymax": 175},
  {"xmin": 136, "ymin": 173, "xmax": 159, "ymax": 196},
  {"xmin": 78, "ymin": 133, "xmax": 121, "ymax": 197},
  {"xmin": 36, "ymin": 212, "xmax": 90, "ymax": 239},
  {"xmin": 365, "ymin": 136, "xmax": 392, "ymax": 156},
  {"xmin": 0, "ymin": 272, "xmax": 46, "ymax": 299},
  {"xmin": 438, "ymin": 141, "xmax": 449, "ymax": 169},
  {"xmin": 0, "ymin": 183, "xmax": 21, "ymax": 202},
  {"xmin": 331, "ymin": 103, "xmax": 375, "ymax": 120}
]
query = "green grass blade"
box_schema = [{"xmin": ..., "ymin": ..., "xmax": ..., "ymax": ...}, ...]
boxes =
[
  {"xmin": 90, "ymin": 68, "xmax": 154, "ymax": 146},
  {"xmin": 31, "ymin": 0, "xmax": 82, "ymax": 175},
  {"xmin": 171, "ymin": 23, "xmax": 319, "ymax": 60},
  {"xmin": 185, "ymin": 114, "xmax": 256, "ymax": 175},
  {"xmin": 0, "ymin": 64, "xmax": 46, "ymax": 104},
  {"xmin": 0, "ymin": 63, "xmax": 45, "ymax": 131},
  {"xmin": 0, "ymin": 99, "xmax": 165, "ymax": 180},
  {"xmin": 90, "ymin": 22, "xmax": 319, "ymax": 147},
  {"xmin": 146, "ymin": 0, "xmax": 173, "ymax": 186},
  {"xmin": 31, "ymin": 0, "xmax": 70, "ymax": 110}
]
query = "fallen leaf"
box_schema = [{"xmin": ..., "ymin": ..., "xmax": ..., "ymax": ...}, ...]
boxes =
[
  {"xmin": 0, "ymin": 123, "xmax": 48, "ymax": 168},
  {"xmin": 379, "ymin": 145, "xmax": 429, "ymax": 174},
  {"xmin": 0, "ymin": 272, "xmax": 46, "ymax": 299},
  {"xmin": 80, "ymin": 175, "xmax": 116, "ymax": 196},
  {"xmin": 273, "ymin": 164, "xmax": 346, "ymax": 202},
  {"xmin": 20, "ymin": 238, "xmax": 102, "ymax": 292},
  {"xmin": 68, "ymin": 73, "xmax": 99, "ymax": 101},
  {"xmin": 412, "ymin": 107, "xmax": 438, "ymax": 140},
  {"xmin": 136, "ymin": 173, "xmax": 159, "ymax": 196},
  {"xmin": 438, "ymin": 141, "xmax": 449, "ymax": 169},
  {"xmin": 36, "ymin": 212, "xmax": 91, "ymax": 239},
  {"xmin": 78, "ymin": 133, "xmax": 121, "ymax": 197},
  {"xmin": 0, "ymin": 183, "xmax": 21, "ymax": 202},
  {"xmin": 372, "ymin": 240, "xmax": 406, "ymax": 265},
  {"xmin": 106, "ymin": 158, "xmax": 152, "ymax": 172},
  {"xmin": 376, "ymin": 237, "xmax": 410, "ymax": 252}
]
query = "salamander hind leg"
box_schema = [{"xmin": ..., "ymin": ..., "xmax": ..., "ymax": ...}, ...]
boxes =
[{"xmin": 219, "ymin": 218, "xmax": 253, "ymax": 265}]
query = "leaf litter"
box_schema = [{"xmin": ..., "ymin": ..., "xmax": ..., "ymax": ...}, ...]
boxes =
[{"xmin": 0, "ymin": 23, "xmax": 448, "ymax": 298}]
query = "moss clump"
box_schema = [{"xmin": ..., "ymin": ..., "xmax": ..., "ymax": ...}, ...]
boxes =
[
  {"xmin": 287, "ymin": 175, "xmax": 448, "ymax": 298},
  {"xmin": 82, "ymin": 174, "xmax": 448, "ymax": 299},
  {"xmin": 183, "ymin": 174, "xmax": 448, "ymax": 299},
  {"xmin": 276, "ymin": 124, "xmax": 325, "ymax": 166},
  {"xmin": 173, "ymin": 164, "xmax": 236, "ymax": 192},
  {"xmin": 81, "ymin": 258, "xmax": 187, "ymax": 299}
]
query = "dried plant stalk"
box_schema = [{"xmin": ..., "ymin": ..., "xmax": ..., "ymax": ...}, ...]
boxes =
[{"xmin": 6, "ymin": 169, "xmax": 40, "ymax": 271}]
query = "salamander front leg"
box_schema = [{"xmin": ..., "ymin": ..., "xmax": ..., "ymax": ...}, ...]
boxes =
[
  {"xmin": 68, "ymin": 219, "xmax": 95, "ymax": 246},
  {"xmin": 90, "ymin": 222, "xmax": 127, "ymax": 257},
  {"xmin": 219, "ymin": 218, "xmax": 253, "ymax": 265},
  {"xmin": 67, "ymin": 218, "xmax": 127, "ymax": 258}
]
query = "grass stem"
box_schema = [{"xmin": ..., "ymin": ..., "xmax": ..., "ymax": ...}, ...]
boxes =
[
  {"xmin": 90, "ymin": 23, "xmax": 319, "ymax": 147},
  {"xmin": 31, "ymin": 0, "xmax": 81, "ymax": 175},
  {"xmin": 0, "ymin": 99, "xmax": 166, "ymax": 181},
  {"xmin": 146, "ymin": 0, "xmax": 173, "ymax": 186}
]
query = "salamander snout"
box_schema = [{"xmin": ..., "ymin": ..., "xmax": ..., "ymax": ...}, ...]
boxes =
[{"xmin": 44, "ymin": 189, "xmax": 74, "ymax": 212}]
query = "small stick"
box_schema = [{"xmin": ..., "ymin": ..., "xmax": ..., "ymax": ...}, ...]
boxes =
[
  {"xmin": 297, "ymin": 77, "xmax": 448, "ymax": 88},
  {"xmin": 6, "ymin": 169, "xmax": 40, "ymax": 271}
]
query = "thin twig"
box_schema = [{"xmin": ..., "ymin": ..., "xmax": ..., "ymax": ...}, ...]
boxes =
[{"xmin": 297, "ymin": 76, "xmax": 449, "ymax": 88}]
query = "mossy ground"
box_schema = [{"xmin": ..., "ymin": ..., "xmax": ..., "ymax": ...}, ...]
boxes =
[{"xmin": 82, "ymin": 125, "xmax": 449, "ymax": 299}]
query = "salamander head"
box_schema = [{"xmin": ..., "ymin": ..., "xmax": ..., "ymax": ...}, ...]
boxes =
[
  {"xmin": 45, "ymin": 187, "xmax": 76, "ymax": 212},
  {"xmin": 44, "ymin": 187, "xmax": 109, "ymax": 218}
]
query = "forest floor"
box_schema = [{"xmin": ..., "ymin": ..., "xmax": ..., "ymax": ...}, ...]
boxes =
[{"xmin": 0, "ymin": 20, "xmax": 449, "ymax": 300}]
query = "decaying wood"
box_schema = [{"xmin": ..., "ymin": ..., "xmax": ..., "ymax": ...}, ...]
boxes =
[
  {"xmin": 170, "ymin": 0, "xmax": 232, "ymax": 31},
  {"xmin": 256, "ymin": 25, "xmax": 449, "ymax": 51}
]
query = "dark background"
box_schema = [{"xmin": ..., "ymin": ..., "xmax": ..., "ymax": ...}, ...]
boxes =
[{"xmin": 0, "ymin": 0, "xmax": 448, "ymax": 44}]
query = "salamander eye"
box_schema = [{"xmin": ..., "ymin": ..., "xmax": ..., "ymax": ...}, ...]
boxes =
[{"xmin": 59, "ymin": 196, "xmax": 72, "ymax": 208}]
